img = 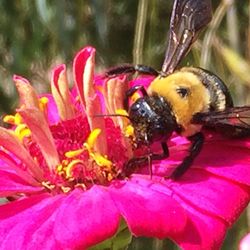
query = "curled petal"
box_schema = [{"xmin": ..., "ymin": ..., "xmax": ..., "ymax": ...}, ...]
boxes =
[
  {"xmin": 0, "ymin": 127, "xmax": 43, "ymax": 180},
  {"xmin": 51, "ymin": 64, "xmax": 75, "ymax": 120},
  {"xmin": 18, "ymin": 108, "xmax": 60, "ymax": 171},
  {"xmin": 13, "ymin": 75, "xmax": 40, "ymax": 109},
  {"xmin": 40, "ymin": 94, "xmax": 60, "ymax": 124},
  {"xmin": 0, "ymin": 150, "xmax": 39, "ymax": 186},
  {"xmin": 0, "ymin": 170, "xmax": 43, "ymax": 197},
  {"xmin": 73, "ymin": 46, "xmax": 95, "ymax": 107}
]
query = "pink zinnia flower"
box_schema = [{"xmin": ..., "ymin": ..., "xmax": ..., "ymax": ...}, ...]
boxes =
[{"xmin": 0, "ymin": 46, "xmax": 250, "ymax": 250}]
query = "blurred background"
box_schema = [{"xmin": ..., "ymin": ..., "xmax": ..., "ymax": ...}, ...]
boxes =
[{"xmin": 0, "ymin": 0, "xmax": 249, "ymax": 249}]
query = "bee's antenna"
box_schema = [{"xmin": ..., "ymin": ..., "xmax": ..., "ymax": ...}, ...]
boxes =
[{"xmin": 93, "ymin": 113, "xmax": 130, "ymax": 120}]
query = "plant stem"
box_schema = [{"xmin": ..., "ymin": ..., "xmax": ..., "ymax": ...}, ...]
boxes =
[{"xmin": 133, "ymin": 0, "xmax": 149, "ymax": 65}]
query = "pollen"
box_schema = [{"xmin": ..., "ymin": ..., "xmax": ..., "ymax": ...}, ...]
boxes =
[{"xmin": 125, "ymin": 124, "xmax": 134, "ymax": 138}]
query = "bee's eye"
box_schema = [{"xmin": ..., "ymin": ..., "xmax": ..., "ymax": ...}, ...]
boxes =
[{"xmin": 176, "ymin": 87, "xmax": 189, "ymax": 98}]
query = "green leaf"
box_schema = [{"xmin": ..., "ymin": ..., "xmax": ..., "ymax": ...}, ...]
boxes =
[{"xmin": 90, "ymin": 219, "xmax": 132, "ymax": 250}]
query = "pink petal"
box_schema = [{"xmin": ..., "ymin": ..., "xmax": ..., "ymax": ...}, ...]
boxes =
[
  {"xmin": 166, "ymin": 170, "xmax": 250, "ymax": 226},
  {"xmin": 0, "ymin": 194, "xmax": 64, "ymax": 250},
  {"xmin": 195, "ymin": 137, "xmax": 250, "ymax": 186},
  {"xmin": 51, "ymin": 64, "xmax": 75, "ymax": 120},
  {"xmin": 13, "ymin": 75, "xmax": 40, "ymax": 109},
  {"xmin": 109, "ymin": 177, "xmax": 187, "ymax": 239},
  {"xmin": 0, "ymin": 170, "xmax": 43, "ymax": 197},
  {"xmin": 155, "ymin": 134, "xmax": 250, "ymax": 186},
  {"xmin": 0, "ymin": 127, "xmax": 43, "ymax": 180},
  {"xmin": 0, "ymin": 150, "xmax": 39, "ymax": 186},
  {"xmin": 130, "ymin": 76, "xmax": 154, "ymax": 88},
  {"xmin": 18, "ymin": 108, "xmax": 60, "ymax": 171},
  {"xmin": 173, "ymin": 198, "xmax": 227, "ymax": 250},
  {"xmin": 54, "ymin": 187, "xmax": 120, "ymax": 249},
  {"xmin": 73, "ymin": 46, "xmax": 95, "ymax": 107},
  {"xmin": 40, "ymin": 94, "xmax": 60, "ymax": 124}
]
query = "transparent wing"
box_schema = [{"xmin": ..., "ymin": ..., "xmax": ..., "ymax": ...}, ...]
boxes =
[
  {"xmin": 192, "ymin": 106, "xmax": 250, "ymax": 137},
  {"xmin": 161, "ymin": 0, "xmax": 212, "ymax": 75}
]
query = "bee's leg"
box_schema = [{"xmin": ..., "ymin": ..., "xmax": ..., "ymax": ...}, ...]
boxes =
[
  {"xmin": 170, "ymin": 132, "xmax": 204, "ymax": 180},
  {"xmin": 134, "ymin": 64, "xmax": 159, "ymax": 76},
  {"xmin": 147, "ymin": 142, "xmax": 169, "ymax": 178},
  {"xmin": 122, "ymin": 142, "xmax": 169, "ymax": 178}
]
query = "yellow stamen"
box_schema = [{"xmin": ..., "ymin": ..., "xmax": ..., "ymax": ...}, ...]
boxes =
[
  {"xmin": 115, "ymin": 109, "xmax": 129, "ymax": 116},
  {"xmin": 3, "ymin": 113, "xmax": 23, "ymax": 125},
  {"xmin": 61, "ymin": 186, "xmax": 71, "ymax": 193},
  {"xmin": 39, "ymin": 97, "xmax": 49, "ymax": 113},
  {"xmin": 65, "ymin": 159, "xmax": 83, "ymax": 179},
  {"xmin": 3, "ymin": 115, "xmax": 15, "ymax": 124},
  {"xmin": 15, "ymin": 124, "xmax": 31, "ymax": 140},
  {"xmin": 42, "ymin": 181, "xmax": 56, "ymax": 191},
  {"xmin": 65, "ymin": 148, "xmax": 85, "ymax": 158},
  {"xmin": 84, "ymin": 128, "xmax": 101, "ymax": 150},
  {"xmin": 89, "ymin": 152, "xmax": 112, "ymax": 169},
  {"xmin": 75, "ymin": 183, "xmax": 87, "ymax": 190}
]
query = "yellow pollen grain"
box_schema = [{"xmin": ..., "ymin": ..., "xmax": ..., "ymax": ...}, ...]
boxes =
[
  {"xmin": 125, "ymin": 124, "xmax": 134, "ymax": 137},
  {"xmin": 65, "ymin": 148, "xmax": 84, "ymax": 158},
  {"xmin": 57, "ymin": 164, "xmax": 63, "ymax": 172},
  {"xmin": 107, "ymin": 173, "xmax": 114, "ymax": 181}
]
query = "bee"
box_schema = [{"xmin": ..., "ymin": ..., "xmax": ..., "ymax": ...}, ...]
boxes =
[{"xmin": 106, "ymin": 0, "xmax": 250, "ymax": 179}]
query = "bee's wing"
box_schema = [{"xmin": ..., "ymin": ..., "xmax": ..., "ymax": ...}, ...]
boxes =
[
  {"xmin": 161, "ymin": 0, "xmax": 212, "ymax": 75},
  {"xmin": 192, "ymin": 107, "xmax": 250, "ymax": 137}
]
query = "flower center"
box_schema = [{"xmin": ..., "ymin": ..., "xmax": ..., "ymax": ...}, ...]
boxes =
[{"xmin": 4, "ymin": 110, "xmax": 127, "ymax": 193}]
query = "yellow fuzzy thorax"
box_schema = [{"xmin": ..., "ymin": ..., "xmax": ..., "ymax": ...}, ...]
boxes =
[{"xmin": 148, "ymin": 69, "xmax": 210, "ymax": 136}]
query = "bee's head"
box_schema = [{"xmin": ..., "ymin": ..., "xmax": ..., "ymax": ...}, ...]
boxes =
[{"xmin": 128, "ymin": 95, "xmax": 177, "ymax": 145}]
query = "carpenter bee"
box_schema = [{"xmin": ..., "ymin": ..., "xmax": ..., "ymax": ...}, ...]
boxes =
[{"xmin": 106, "ymin": 0, "xmax": 250, "ymax": 179}]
